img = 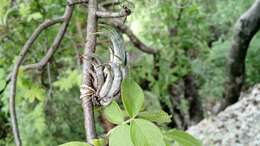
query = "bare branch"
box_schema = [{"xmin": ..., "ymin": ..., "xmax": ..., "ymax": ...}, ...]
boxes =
[
  {"xmin": 98, "ymin": 6, "xmax": 158, "ymax": 54},
  {"xmin": 22, "ymin": 6, "xmax": 74, "ymax": 71},
  {"xmin": 111, "ymin": 20, "xmax": 158, "ymax": 54},
  {"xmin": 8, "ymin": 3, "xmax": 73, "ymax": 146},
  {"xmin": 67, "ymin": 0, "xmax": 88, "ymax": 6},
  {"xmin": 96, "ymin": 7, "xmax": 131, "ymax": 18},
  {"xmin": 99, "ymin": 0, "xmax": 121, "ymax": 7},
  {"xmin": 80, "ymin": 0, "xmax": 97, "ymax": 142}
]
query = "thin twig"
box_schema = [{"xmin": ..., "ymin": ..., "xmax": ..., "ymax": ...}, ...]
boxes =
[
  {"xmin": 8, "ymin": 3, "xmax": 74, "ymax": 146},
  {"xmin": 67, "ymin": 0, "xmax": 88, "ymax": 6},
  {"xmin": 22, "ymin": 5, "xmax": 74, "ymax": 71},
  {"xmin": 99, "ymin": 0, "xmax": 121, "ymax": 7},
  {"xmin": 99, "ymin": 7, "xmax": 158, "ymax": 54},
  {"xmin": 96, "ymin": 7, "xmax": 131, "ymax": 18},
  {"xmin": 111, "ymin": 19, "xmax": 158, "ymax": 54}
]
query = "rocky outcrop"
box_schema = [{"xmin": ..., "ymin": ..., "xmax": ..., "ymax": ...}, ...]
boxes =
[{"xmin": 187, "ymin": 84, "xmax": 260, "ymax": 146}]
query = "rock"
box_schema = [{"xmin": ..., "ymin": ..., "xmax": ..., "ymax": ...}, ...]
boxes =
[{"xmin": 187, "ymin": 84, "xmax": 260, "ymax": 146}]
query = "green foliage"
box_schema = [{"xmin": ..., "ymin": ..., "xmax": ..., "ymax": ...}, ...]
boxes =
[
  {"xmin": 59, "ymin": 141, "xmax": 90, "ymax": 146},
  {"xmin": 1, "ymin": 0, "xmax": 260, "ymax": 145},
  {"xmin": 130, "ymin": 119, "xmax": 166, "ymax": 146},
  {"xmin": 53, "ymin": 69, "xmax": 81, "ymax": 92},
  {"xmin": 103, "ymin": 101, "xmax": 125, "ymax": 124},
  {"xmin": 164, "ymin": 129, "xmax": 201, "ymax": 146},
  {"xmin": 138, "ymin": 110, "xmax": 172, "ymax": 124},
  {"xmin": 92, "ymin": 139, "xmax": 106, "ymax": 146},
  {"xmin": 104, "ymin": 77, "xmax": 198, "ymax": 146},
  {"xmin": 109, "ymin": 124, "xmax": 133, "ymax": 146},
  {"xmin": 121, "ymin": 77, "xmax": 144, "ymax": 118},
  {"xmin": 0, "ymin": 68, "xmax": 5, "ymax": 90}
]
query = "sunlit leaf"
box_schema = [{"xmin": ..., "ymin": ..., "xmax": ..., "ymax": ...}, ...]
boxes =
[
  {"xmin": 59, "ymin": 141, "xmax": 90, "ymax": 146},
  {"xmin": 103, "ymin": 101, "xmax": 125, "ymax": 124},
  {"xmin": 92, "ymin": 138, "xmax": 105, "ymax": 146},
  {"xmin": 130, "ymin": 119, "xmax": 166, "ymax": 146},
  {"xmin": 109, "ymin": 124, "xmax": 134, "ymax": 146},
  {"xmin": 164, "ymin": 129, "xmax": 201, "ymax": 146},
  {"xmin": 138, "ymin": 110, "xmax": 172, "ymax": 124},
  {"xmin": 121, "ymin": 77, "xmax": 144, "ymax": 118}
]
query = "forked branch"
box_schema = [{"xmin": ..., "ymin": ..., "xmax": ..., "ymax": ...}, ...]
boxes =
[{"xmin": 8, "ymin": 2, "xmax": 74, "ymax": 146}]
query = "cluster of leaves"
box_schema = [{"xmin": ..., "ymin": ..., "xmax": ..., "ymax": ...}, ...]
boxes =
[
  {"xmin": 0, "ymin": 0, "xmax": 260, "ymax": 145},
  {"xmin": 0, "ymin": 0, "xmax": 87, "ymax": 145},
  {"xmin": 60, "ymin": 77, "xmax": 201, "ymax": 146},
  {"xmin": 193, "ymin": 0, "xmax": 260, "ymax": 102},
  {"xmin": 127, "ymin": 0, "xmax": 210, "ymax": 121}
]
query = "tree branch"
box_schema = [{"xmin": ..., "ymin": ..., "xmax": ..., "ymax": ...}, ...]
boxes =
[
  {"xmin": 221, "ymin": 0, "xmax": 260, "ymax": 111},
  {"xmin": 67, "ymin": 0, "xmax": 88, "ymax": 6},
  {"xmin": 22, "ymin": 6, "xmax": 73, "ymax": 71},
  {"xmin": 80, "ymin": 0, "xmax": 97, "ymax": 143},
  {"xmin": 111, "ymin": 20, "xmax": 158, "ymax": 54},
  {"xmin": 99, "ymin": 0, "xmax": 121, "ymax": 7},
  {"xmin": 98, "ymin": 6, "xmax": 157, "ymax": 54},
  {"xmin": 8, "ymin": 3, "xmax": 73, "ymax": 146},
  {"xmin": 96, "ymin": 7, "xmax": 131, "ymax": 18}
]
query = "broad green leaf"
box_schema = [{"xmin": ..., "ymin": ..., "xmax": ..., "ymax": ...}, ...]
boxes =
[
  {"xmin": 138, "ymin": 110, "xmax": 172, "ymax": 124},
  {"xmin": 59, "ymin": 141, "xmax": 90, "ymax": 146},
  {"xmin": 109, "ymin": 124, "xmax": 134, "ymax": 146},
  {"xmin": 164, "ymin": 129, "xmax": 201, "ymax": 146},
  {"xmin": 103, "ymin": 101, "xmax": 124, "ymax": 124},
  {"xmin": 92, "ymin": 138, "xmax": 105, "ymax": 146},
  {"xmin": 130, "ymin": 119, "xmax": 166, "ymax": 146},
  {"xmin": 121, "ymin": 77, "xmax": 144, "ymax": 117}
]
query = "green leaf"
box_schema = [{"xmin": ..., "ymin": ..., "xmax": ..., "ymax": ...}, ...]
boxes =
[
  {"xmin": 109, "ymin": 124, "xmax": 134, "ymax": 146},
  {"xmin": 53, "ymin": 70, "xmax": 80, "ymax": 91},
  {"xmin": 23, "ymin": 85, "xmax": 45, "ymax": 102},
  {"xmin": 130, "ymin": 119, "xmax": 166, "ymax": 146},
  {"xmin": 59, "ymin": 141, "xmax": 90, "ymax": 146},
  {"xmin": 27, "ymin": 12, "xmax": 43, "ymax": 22},
  {"xmin": 121, "ymin": 77, "xmax": 144, "ymax": 117},
  {"xmin": 138, "ymin": 110, "xmax": 172, "ymax": 124},
  {"xmin": 92, "ymin": 138, "xmax": 105, "ymax": 146},
  {"xmin": 103, "ymin": 101, "xmax": 125, "ymax": 124},
  {"xmin": 0, "ymin": 80, "xmax": 5, "ymax": 90},
  {"xmin": 0, "ymin": 68, "xmax": 6, "ymax": 90},
  {"xmin": 164, "ymin": 129, "xmax": 201, "ymax": 146},
  {"xmin": 0, "ymin": 68, "xmax": 5, "ymax": 79}
]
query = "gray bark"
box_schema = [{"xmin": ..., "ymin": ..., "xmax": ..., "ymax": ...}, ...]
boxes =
[
  {"xmin": 222, "ymin": 0, "xmax": 260, "ymax": 110},
  {"xmin": 80, "ymin": 0, "xmax": 97, "ymax": 142}
]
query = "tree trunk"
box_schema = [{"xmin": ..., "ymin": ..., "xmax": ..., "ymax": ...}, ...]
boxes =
[
  {"xmin": 183, "ymin": 74, "xmax": 203, "ymax": 123},
  {"xmin": 221, "ymin": 0, "xmax": 260, "ymax": 110}
]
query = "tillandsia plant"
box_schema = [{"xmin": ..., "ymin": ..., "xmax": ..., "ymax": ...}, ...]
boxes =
[{"xmin": 59, "ymin": 77, "xmax": 202, "ymax": 146}]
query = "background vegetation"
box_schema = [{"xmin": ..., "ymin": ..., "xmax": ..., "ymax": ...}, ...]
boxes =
[{"xmin": 0, "ymin": 0, "xmax": 259, "ymax": 145}]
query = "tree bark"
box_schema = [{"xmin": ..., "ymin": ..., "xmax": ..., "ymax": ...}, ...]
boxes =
[
  {"xmin": 183, "ymin": 74, "xmax": 203, "ymax": 123},
  {"xmin": 221, "ymin": 0, "xmax": 260, "ymax": 110},
  {"xmin": 80, "ymin": 0, "xmax": 97, "ymax": 143}
]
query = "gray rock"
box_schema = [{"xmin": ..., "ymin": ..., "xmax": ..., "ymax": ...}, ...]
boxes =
[{"xmin": 187, "ymin": 84, "xmax": 260, "ymax": 146}]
